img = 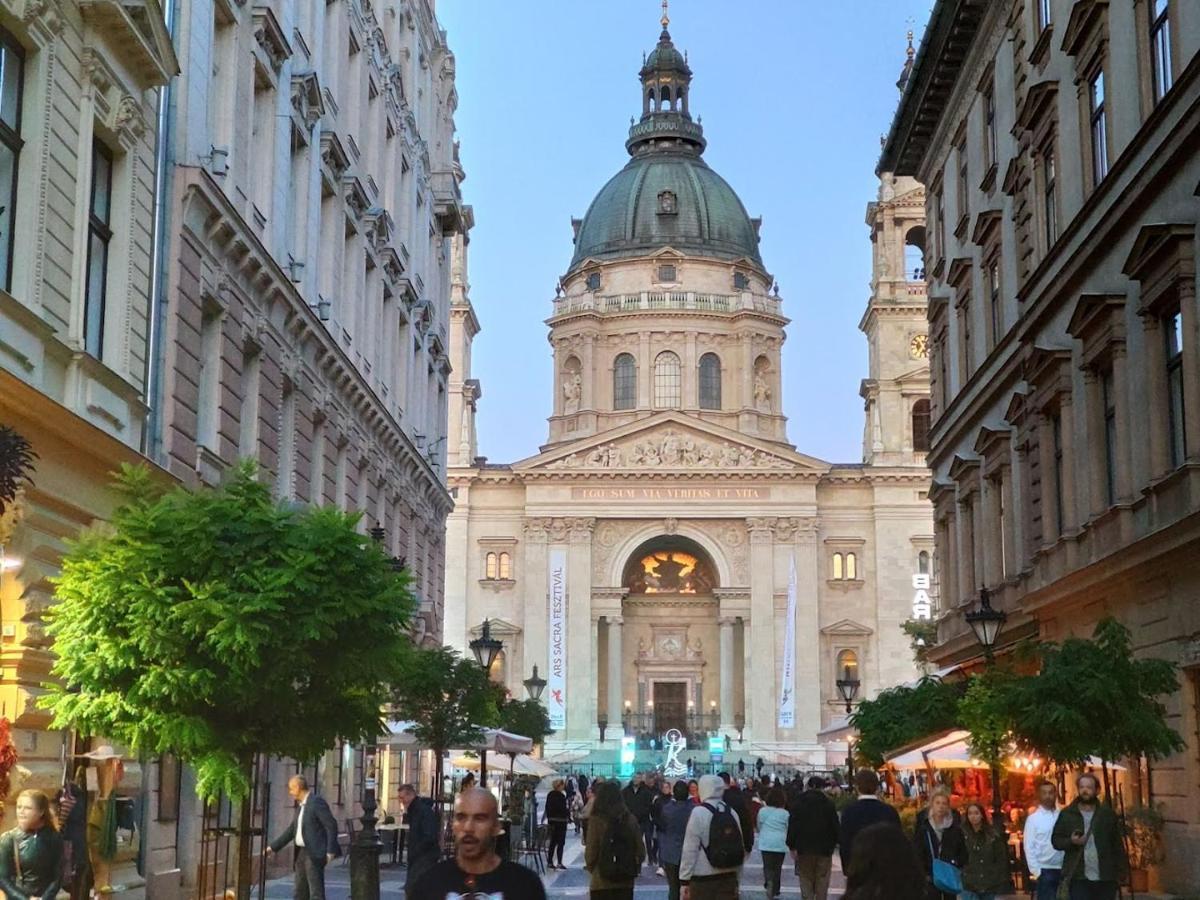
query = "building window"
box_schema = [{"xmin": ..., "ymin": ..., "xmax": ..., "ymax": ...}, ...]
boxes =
[
  {"xmin": 1089, "ymin": 69, "xmax": 1108, "ymax": 184},
  {"xmin": 653, "ymin": 351, "xmax": 681, "ymax": 408},
  {"xmin": 586, "ymin": 272, "xmax": 601, "ymax": 291},
  {"xmin": 84, "ymin": 141, "xmax": 114, "ymax": 360},
  {"xmin": 918, "ymin": 550, "xmax": 931, "ymax": 574},
  {"xmin": 845, "ymin": 552, "xmax": 857, "ymax": 580},
  {"xmin": 733, "ymin": 271, "xmax": 750, "ymax": 290},
  {"xmin": 985, "ymin": 260, "xmax": 1002, "ymax": 350},
  {"xmin": 959, "ymin": 301, "xmax": 973, "ymax": 379},
  {"xmin": 1051, "ymin": 410, "xmax": 1065, "ymax": 536},
  {"xmin": 1042, "ymin": 148, "xmax": 1058, "ymax": 248},
  {"xmin": 484, "ymin": 551, "xmax": 511, "ymax": 581},
  {"xmin": 698, "ymin": 353, "xmax": 721, "ymax": 409},
  {"xmin": 912, "ymin": 399, "xmax": 931, "ymax": 452},
  {"xmin": 831, "ymin": 552, "xmax": 843, "ymax": 580},
  {"xmin": 1150, "ymin": 0, "xmax": 1173, "ymax": 102},
  {"xmin": 613, "ymin": 353, "xmax": 636, "ymax": 410},
  {"xmin": 0, "ymin": 30, "xmax": 23, "ymax": 292},
  {"xmin": 934, "ymin": 187, "xmax": 945, "ymax": 262},
  {"xmin": 996, "ymin": 473, "xmax": 1009, "ymax": 578},
  {"xmin": 831, "ymin": 551, "xmax": 859, "ymax": 581},
  {"xmin": 984, "ymin": 86, "xmax": 998, "ymax": 171},
  {"xmin": 1165, "ymin": 310, "xmax": 1186, "ymax": 467},
  {"xmin": 1101, "ymin": 367, "xmax": 1117, "ymax": 505},
  {"xmin": 836, "ymin": 649, "xmax": 859, "ymax": 684},
  {"xmin": 657, "ymin": 264, "xmax": 677, "ymax": 283},
  {"xmin": 1037, "ymin": 0, "xmax": 1052, "ymax": 31}
]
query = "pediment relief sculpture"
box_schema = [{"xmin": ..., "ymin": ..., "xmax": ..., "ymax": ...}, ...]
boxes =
[{"xmin": 547, "ymin": 428, "xmax": 791, "ymax": 470}]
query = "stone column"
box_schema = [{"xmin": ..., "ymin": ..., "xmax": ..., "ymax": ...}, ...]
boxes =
[
  {"xmin": 979, "ymin": 477, "xmax": 997, "ymax": 587},
  {"xmin": 1111, "ymin": 347, "xmax": 1135, "ymax": 500},
  {"xmin": 1009, "ymin": 442, "xmax": 1027, "ymax": 573},
  {"xmin": 955, "ymin": 495, "xmax": 975, "ymax": 600},
  {"xmin": 607, "ymin": 616, "xmax": 623, "ymax": 723},
  {"xmin": 718, "ymin": 617, "xmax": 735, "ymax": 731},
  {"xmin": 522, "ymin": 519, "xmax": 549, "ymax": 680},
  {"xmin": 1059, "ymin": 394, "xmax": 1080, "ymax": 534},
  {"xmin": 791, "ymin": 518, "xmax": 822, "ymax": 742},
  {"xmin": 1082, "ymin": 369, "xmax": 1107, "ymax": 517},
  {"xmin": 1142, "ymin": 317, "xmax": 1170, "ymax": 479},
  {"xmin": 1037, "ymin": 412, "xmax": 1059, "ymax": 542},
  {"xmin": 638, "ymin": 332, "xmax": 651, "ymax": 408},
  {"xmin": 582, "ymin": 334, "xmax": 595, "ymax": 411},
  {"xmin": 566, "ymin": 517, "xmax": 596, "ymax": 742},
  {"xmin": 747, "ymin": 517, "xmax": 776, "ymax": 744}
]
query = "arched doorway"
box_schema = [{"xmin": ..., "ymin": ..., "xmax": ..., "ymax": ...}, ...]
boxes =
[{"xmin": 615, "ymin": 536, "xmax": 721, "ymax": 744}]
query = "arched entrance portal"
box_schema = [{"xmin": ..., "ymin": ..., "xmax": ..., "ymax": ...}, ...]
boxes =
[{"xmin": 616, "ymin": 536, "xmax": 721, "ymax": 745}]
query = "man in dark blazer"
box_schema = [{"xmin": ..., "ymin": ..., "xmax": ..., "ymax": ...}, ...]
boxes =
[
  {"xmin": 838, "ymin": 769, "xmax": 901, "ymax": 873},
  {"xmin": 267, "ymin": 775, "xmax": 341, "ymax": 900}
]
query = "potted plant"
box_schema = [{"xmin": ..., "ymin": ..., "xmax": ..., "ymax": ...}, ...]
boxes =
[{"xmin": 1123, "ymin": 803, "xmax": 1165, "ymax": 891}]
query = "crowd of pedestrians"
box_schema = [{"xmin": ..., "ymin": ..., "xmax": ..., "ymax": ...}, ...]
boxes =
[{"xmin": 529, "ymin": 766, "xmax": 1128, "ymax": 900}]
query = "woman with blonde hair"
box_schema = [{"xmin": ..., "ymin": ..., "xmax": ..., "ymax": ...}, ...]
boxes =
[
  {"xmin": 0, "ymin": 789, "xmax": 65, "ymax": 900},
  {"xmin": 544, "ymin": 778, "xmax": 570, "ymax": 869},
  {"xmin": 913, "ymin": 786, "xmax": 966, "ymax": 900}
]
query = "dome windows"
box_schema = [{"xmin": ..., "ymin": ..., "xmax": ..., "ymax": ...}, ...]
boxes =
[
  {"xmin": 656, "ymin": 264, "xmax": 678, "ymax": 283},
  {"xmin": 613, "ymin": 353, "xmax": 637, "ymax": 410},
  {"xmin": 698, "ymin": 353, "xmax": 722, "ymax": 409},
  {"xmin": 586, "ymin": 271, "xmax": 602, "ymax": 291},
  {"xmin": 733, "ymin": 271, "xmax": 750, "ymax": 290},
  {"xmin": 653, "ymin": 351, "xmax": 682, "ymax": 408}
]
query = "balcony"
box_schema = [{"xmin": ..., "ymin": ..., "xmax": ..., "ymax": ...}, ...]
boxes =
[
  {"xmin": 429, "ymin": 169, "xmax": 464, "ymax": 233},
  {"xmin": 551, "ymin": 290, "xmax": 782, "ymax": 318}
]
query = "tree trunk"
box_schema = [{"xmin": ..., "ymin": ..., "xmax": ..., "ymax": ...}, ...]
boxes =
[
  {"xmin": 236, "ymin": 756, "xmax": 256, "ymax": 900},
  {"xmin": 1101, "ymin": 759, "xmax": 1112, "ymax": 801}
]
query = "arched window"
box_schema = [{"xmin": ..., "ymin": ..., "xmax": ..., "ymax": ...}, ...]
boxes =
[
  {"xmin": 918, "ymin": 550, "xmax": 930, "ymax": 574},
  {"xmin": 485, "ymin": 552, "xmax": 498, "ymax": 580},
  {"xmin": 654, "ymin": 351, "xmax": 681, "ymax": 408},
  {"xmin": 905, "ymin": 226, "xmax": 927, "ymax": 280},
  {"xmin": 836, "ymin": 649, "xmax": 859, "ymax": 683},
  {"xmin": 498, "ymin": 552, "xmax": 512, "ymax": 580},
  {"xmin": 845, "ymin": 552, "xmax": 858, "ymax": 580},
  {"xmin": 698, "ymin": 353, "xmax": 722, "ymax": 409},
  {"xmin": 659, "ymin": 85, "xmax": 672, "ymax": 110},
  {"xmin": 613, "ymin": 353, "xmax": 636, "ymax": 410},
  {"xmin": 832, "ymin": 553, "xmax": 844, "ymax": 580},
  {"xmin": 912, "ymin": 398, "xmax": 931, "ymax": 452}
]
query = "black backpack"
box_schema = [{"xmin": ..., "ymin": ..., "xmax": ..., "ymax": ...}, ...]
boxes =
[
  {"xmin": 597, "ymin": 814, "xmax": 641, "ymax": 881},
  {"xmin": 701, "ymin": 802, "xmax": 745, "ymax": 868}
]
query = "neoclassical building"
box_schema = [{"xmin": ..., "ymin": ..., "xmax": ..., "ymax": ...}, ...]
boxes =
[{"xmin": 445, "ymin": 14, "xmax": 935, "ymax": 762}]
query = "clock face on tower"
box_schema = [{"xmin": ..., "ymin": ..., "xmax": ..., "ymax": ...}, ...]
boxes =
[{"xmin": 909, "ymin": 333, "xmax": 929, "ymax": 359}]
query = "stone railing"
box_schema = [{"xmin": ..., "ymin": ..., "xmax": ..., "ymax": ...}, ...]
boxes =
[{"xmin": 551, "ymin": 290, "xmax": 782, "ymax": 317}]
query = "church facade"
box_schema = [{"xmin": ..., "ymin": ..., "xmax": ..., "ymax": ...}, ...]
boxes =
[{"xmin": 444, "ymin": 15, "xmax": 934, "ymax": 762}]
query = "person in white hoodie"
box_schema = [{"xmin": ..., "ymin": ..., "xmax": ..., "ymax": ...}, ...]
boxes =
[{"xmin": 678, "ymin": 774, "xmax": 743, "ymax": 900}]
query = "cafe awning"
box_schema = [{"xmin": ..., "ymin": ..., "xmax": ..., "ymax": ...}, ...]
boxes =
[
  {"xmin": 886, "ymin": 729, "xmax": 1127, "ymax": 772},
  {"xmin": 452, "ymin": 753, "xmax": 557, "ymax": 778}
]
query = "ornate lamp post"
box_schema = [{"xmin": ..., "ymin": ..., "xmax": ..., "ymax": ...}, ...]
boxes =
[
  {"xmin": 523, "ymin": 664, "xmax": 546, "ymax": 701},
  {"xmin": 836, "ymin": 674, "xmax": 860, "ymax": 715},
  {"xmin": 965, "ymin": 587, "xmax": 1008, "ymax": 818},
  {"xmin": 469, "ymin": 620, "xmax": 503, "ymax": 787}
]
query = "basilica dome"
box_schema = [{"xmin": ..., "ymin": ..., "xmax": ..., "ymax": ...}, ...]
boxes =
[{"xmin": 567, "ymin": 19, "xmax": 764, "ymax": 274}]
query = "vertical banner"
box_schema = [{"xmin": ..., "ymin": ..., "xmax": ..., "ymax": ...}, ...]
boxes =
[
  {"xmin": 778, "ymin": 554, "xmax": 797, "ymax": 729},
  {"xmin": 547, "ymin": 547, "xmax": 568, "ymax": 730}
]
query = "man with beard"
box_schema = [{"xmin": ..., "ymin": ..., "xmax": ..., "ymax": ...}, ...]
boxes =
[
  {"xmin": 1051, "ymin": 773, "xmax": 1125, "ymax": 900},
  {"xmin": 412, "ymin": 788, "xmax": 546, "ymax": 899}
]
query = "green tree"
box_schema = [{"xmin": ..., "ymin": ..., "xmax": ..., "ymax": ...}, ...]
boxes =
[
  {"xmin": 0, "ymin": 424, "xmax": 36, "ymax": 515},
  {"xmin": 957, "ymin": 667, "xmax": 1021, "ymax": 816},
  {"xmin": 497, "ymin": 697, "xmax": 554, "ymax": 747},
  {"xmin": 43, "ymin": 463, "xmax": 414, "ymax": 899},
  {"xmin": 1006, "ymin": 619, "xmax": 1184, "ymax": 780},
  {"xmin": 850, "ymin": 675, "xmax": 962, "ymax": 767},
  {"xmin": 391, "ymin": 645, "xmax": 500, "ymax": 796}
]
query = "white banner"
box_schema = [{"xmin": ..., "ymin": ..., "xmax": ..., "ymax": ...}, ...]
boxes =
[
  {"xmin": 778, "ymin": 554, "xmax": 797, "ymax": 729},
  {"xmin": 547, "ymin": 547, "xmax": 568, "ymax": 730}
]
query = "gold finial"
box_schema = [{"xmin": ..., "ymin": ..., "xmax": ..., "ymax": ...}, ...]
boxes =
[
  {"xmin": 906, "ymin": 28, "xmax": 915, "ymax": 60},
  {"xmin": 661, "ymin": 0, "xmax": 670, "ymax": 29}
]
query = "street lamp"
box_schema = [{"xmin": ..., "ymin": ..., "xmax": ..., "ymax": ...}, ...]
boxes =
[
  {"xmin": 966, "ymin": 587, "xmax": 1008, "ymax": 819},
  {"xmin": 469, "ymin": 620, "xmax": 503, "ymax": 787},
  {"xmin": 523, "ymin": 664, "xmax": 546, "ymax": 701},
  {"xmin": 836, "ymin": 675, "xmax": 861, "ymax": 715},
  {"xmin": 965, "ymin": 587, "xmax": 1007, "ymax": 661}
]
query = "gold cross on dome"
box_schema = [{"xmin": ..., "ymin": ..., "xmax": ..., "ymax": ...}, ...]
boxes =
[{"xmin": 661, "ymin": 0, "xmax": 670, "ymax": 28}]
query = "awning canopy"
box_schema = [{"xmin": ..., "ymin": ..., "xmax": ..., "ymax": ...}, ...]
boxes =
[
  {"xmin": 473, "ymin": 729, "xmax": 534, "ymax": 754},
  {"xmin": 886, "ymin": 729, "xmax": 1127, "ymax": 772},
  {"xmin": 452, "ymin": 753, "xmax": 557, "ymax": 778}
]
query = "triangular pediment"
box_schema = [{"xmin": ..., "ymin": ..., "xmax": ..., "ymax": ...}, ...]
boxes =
[
  {"xmin": 515, "ymin": 412, "xmax": 831, "ymax": 474},
  {"xmin": 821, "ymin": 618, "xmax": 873, "ymax": 637}
]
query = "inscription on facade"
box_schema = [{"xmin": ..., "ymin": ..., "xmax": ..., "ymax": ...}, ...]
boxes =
[{"xmin": 572, "ymin": 486, "xmax": 770, "ymax": 501}]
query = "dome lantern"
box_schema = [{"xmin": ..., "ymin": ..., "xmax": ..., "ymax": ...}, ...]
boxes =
[{"xmin": 629, "ymin": 0, "xmax": 705, "ymax": 158}]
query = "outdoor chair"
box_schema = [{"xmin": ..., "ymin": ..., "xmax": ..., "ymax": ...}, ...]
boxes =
[
  {"xmin": 340, "ymin": 818, "xmax": 356, "ymax": 865},
  {"xmin": 514, "ymin": 823, "xmax": 546, "ymax": 875}
]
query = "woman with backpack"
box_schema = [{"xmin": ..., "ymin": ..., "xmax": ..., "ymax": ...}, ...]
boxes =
[
  {"xmin": 583, "ymin": 780, "xmax": 645, "ymax": 899},
  {"xmin": 960, "ymin": 802, "xmax": 1009, "ymax": 900}
]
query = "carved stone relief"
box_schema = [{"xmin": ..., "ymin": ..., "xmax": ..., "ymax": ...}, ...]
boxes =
[{"xmin": 548, "ymin": 428, "xmax": 790, "ymax": 470}]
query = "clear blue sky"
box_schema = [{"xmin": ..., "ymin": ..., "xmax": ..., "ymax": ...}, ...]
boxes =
[{"xmin": 438, "ymin": 0, "xmax": 933, "ymax": 465}]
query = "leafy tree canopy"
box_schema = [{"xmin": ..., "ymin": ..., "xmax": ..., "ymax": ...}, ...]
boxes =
[
  {"xmin": 850, "ymin": 675, "xmax": 962, "ymax": 767},
  {"xmin": 957, "ymin": 667, "xmax": 1020, "ymax": 767},
  {"xmin": 0, "ymin": 424, "xmax": 36, "ymax": 515},
  {"xmin": 496, "ymin": 697, "xmax": 554, "ymax": 747},
  {"xmin": 43, "ymin": 463, "xmax": 414, "ymax": 800},
  {"xmin": 391, "ymin": 644, "xmax": 499, "ymax": 754}
]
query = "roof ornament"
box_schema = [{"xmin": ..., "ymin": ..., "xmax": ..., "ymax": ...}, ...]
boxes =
[{"xmin": 661, "ymin": 0, "xmax": 670, "ymax": 29}]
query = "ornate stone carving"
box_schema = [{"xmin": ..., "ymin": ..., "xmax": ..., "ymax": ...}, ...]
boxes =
[
  {"xmin": 568, "ymin": 516, "xmax": 596, "ymax": 542},
  {"xmin": 562, "ymin": 372, "xmax": 581, "ymax": 414},
  {"xmin": 663, "ymin": 517, "xmax": 678, "ymax": 535},
  {"xmin": 753, "ymin": 374, "xmax": 772, "ymax": 411},
  {"xmin": 113, "ymin": 96, "xmax": 148, "ymax": 140},
  {"xmin": 746, "ymin": 516, "xmax": 776, "ymax": 544},
  {"xmin": 548, "ymin": 428, "xmax": 790, "ymax": 470}
]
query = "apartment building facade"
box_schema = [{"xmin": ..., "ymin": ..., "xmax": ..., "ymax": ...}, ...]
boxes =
[{"xmin": 881, "ymin": 0, "xmax": 1199, "ymax": 889}]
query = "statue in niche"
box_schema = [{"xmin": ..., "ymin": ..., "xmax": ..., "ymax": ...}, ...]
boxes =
[
  {"xmin": 563, "ymin": 372, "xmax": 582, "ymax": 414},
  {"xmin": 754, "ymin": 374, "xmax": 772, "ymax": 411}
]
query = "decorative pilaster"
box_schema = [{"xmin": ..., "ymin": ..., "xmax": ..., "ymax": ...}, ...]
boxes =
[
  {"xmin": 718, "ymin": 616, "xmax": 735, "ymax": 732},
  {"xmin": 521, "ymin": 517, "xmax": 550, "ymax": 690},
  {"xmin": 746, "ymin": 516, "xmax": 776, "ymax": 744},
  {"xmin": 607, "ymin": 616, "xmax": 623, "ymax": 722}
]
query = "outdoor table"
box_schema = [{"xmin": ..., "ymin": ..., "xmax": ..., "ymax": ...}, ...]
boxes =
[{"xmin": 377, "ymin": 822, "xmax": 405, "ymax": 865}]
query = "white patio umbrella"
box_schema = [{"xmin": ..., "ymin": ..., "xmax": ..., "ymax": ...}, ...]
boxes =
[
  {"xmin": 470, "ymin": 729, "xmax": 533, "ymax": 786},
  {"xmin": 452, "ymin": 753, "xmax": 556, "ymax": 778}
]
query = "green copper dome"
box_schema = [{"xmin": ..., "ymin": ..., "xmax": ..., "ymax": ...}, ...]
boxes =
[
  {"xmin": 567, "ymin": 19, "xmax": 764, "ymax": 274},
  {"xmin": 568, "ymin": 152, "xmax": 764, "ymax": 272}
]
